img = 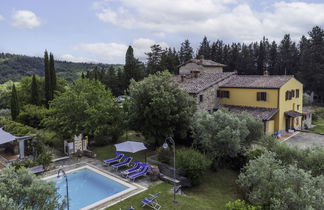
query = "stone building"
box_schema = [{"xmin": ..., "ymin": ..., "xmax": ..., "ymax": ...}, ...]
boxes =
[
  {"xmin": 179, "ymin": 58, "xmax": 226, "ymax": 75},
  {"xmin": 172, "ymin": 71, "xmax": 236, "ymax": 112}
]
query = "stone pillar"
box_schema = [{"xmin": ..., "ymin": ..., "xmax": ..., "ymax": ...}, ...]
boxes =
[{"xmin": 18, "ymin": 140, "xmax": 25, "ymax": 159}]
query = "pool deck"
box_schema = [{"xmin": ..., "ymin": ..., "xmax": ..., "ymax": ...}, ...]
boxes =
[{"xmin": 41, "ymin": 157, "xmax": 161, "ymax": 210}]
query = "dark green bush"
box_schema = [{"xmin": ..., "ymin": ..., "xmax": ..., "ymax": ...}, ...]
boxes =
[
  {"xmin": 17, "ymin": 105, "xmax": 50, "ymax": 128},
  {"xmin": 156, "ymin": 146, "xmax": 172, "ymax": 164},
  {"xmin": 268, "ymin": 142, "xmax": 324, "ymax": 176},
  {"xmin": 12, "ymin": 159, "xmax": 37, "ymax": 170},
  {"xmin": 225, "ymin": 199, "xmax": 261, "ymax": 210},
  {"xmin": 302, "ymin": 147, "xmax": 324, "ymax": 176},
  {"xmin": 176, "ymin": 148, "xmax": 211, "ymax": 186},
  {"xmin": 247, "ymin": 149, "xmax": 265, "ymax": 161},
  {"xmin": 38, "ymin": 129, "xmax": 62, "ymax": 149},
  {"xmin": 0, "ymin": 119, "xmax": 36, "ymax": 136},
  {"xmin": 36, "ymin": 151, "xmax": 53, "ymax": 167}
]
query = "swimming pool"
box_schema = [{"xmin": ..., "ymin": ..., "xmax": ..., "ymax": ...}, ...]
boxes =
[{"xmin": 45, "ymin": 165, "xmax": 137, "ymax": 210}]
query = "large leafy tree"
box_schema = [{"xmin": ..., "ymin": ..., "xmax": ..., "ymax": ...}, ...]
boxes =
[
  {"xmin": 0, "ymin": 167, "xmax": 65, "ymax": 210},
  {"xmin": 43, "ymin": 79, "xmax": 125, "ymax": 139},
  {"xmin": 128, "ymin": 71, "xmax": 196, "ymax": 146}
]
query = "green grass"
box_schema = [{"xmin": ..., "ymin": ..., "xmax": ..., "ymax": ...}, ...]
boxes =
[
  {"xmin": 310, "ymin": 118, "xmax": 324, "ymax": 134},
  {"xmin": 93, "ymin": 131, "xmax": 241, "ymax": 209},
  {"xmin": 109, "ymin": 169, "xmax": 241, "ymax": 210}
]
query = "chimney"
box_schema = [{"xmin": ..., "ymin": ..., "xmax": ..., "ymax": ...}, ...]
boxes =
[
  {"xmin": 193, "ymin": 70, "xmax": 200, "ymax": 78},
  {"xmin": 199, "ymin": 55, "xmax": 204, "ymax": 64},
  {"xmin": 263, "ymin": 70, "xmax": 269, "ymax": 76}
]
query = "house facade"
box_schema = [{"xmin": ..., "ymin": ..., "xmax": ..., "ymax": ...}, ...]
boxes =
[
  {"xmin": 173, "ymin": 71, "xmax": 235, "ymax": 111},
  {"xmin": 173, "ymin": 58, "xmax": 306, "ymax": 135},
  {"xmin": 219, "ymin": 75, "xmax": 303, "ymax": 134}
]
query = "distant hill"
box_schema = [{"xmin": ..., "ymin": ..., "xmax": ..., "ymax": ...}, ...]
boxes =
[{"xmin": 0, "ymin": 53, "xmax": 122, "ymax": 83}]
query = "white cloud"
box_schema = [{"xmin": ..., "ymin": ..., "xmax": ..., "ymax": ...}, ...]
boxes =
[
  {"xmin": 72, "ymin": 38, "xmax": 168, "ymax": 64},
  {"xmin": 12, "ymin": 10, "xmax": 42, "ymax": 29},
  {"xmin": 0, "ymin": 14, "xmax": 4, "ymax": 21},
  {"xmin": 94, "ymin": 0, "xmax": 324, "ymax": 42},
  {"xmin": 58, "ymin": 54, "xmax": 97, "ymax": 63}
]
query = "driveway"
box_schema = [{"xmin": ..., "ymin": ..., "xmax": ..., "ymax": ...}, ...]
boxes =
[{"xmin": 284, "ymin": 132, "xmax": 324, "ymax": 149}]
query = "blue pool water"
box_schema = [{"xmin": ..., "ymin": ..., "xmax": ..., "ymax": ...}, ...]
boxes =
[{"xmin": 52, "ymin": 168, "xmax": 129, "ymax": 210}]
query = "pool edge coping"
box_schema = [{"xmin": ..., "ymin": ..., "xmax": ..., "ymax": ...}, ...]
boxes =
[{"xmin": 42, "ymin": 164, "xmax": 147, "ymax": 210}]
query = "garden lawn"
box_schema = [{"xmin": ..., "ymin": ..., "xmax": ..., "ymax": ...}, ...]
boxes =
[
  {"xmin": 109, "ymin": 169, "xmax": 241, "ymax": 210},
  {"xmin": 310, "ymin": 118, "xmax": 324, "ymax": 134},
  {"xmin": 93, "ymin": 131, "xmax": 151, "ymax": 163}
]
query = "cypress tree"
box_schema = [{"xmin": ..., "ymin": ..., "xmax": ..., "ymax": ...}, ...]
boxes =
[
  {"xmin": 10, "ymin": 84, "xmax": 19, "ymax": 120},
  {"xmin": 49, "ymin": 53, "xmax": 57, "ymax": 98},
  {"xmin": 124, "ymin": 46, "xmax": 136, "ymax": 87},
  {"xmin": 44, "ymin": 50, "xmax": 51, "ymax": 106},
  {"xmin": 31, "ymin": 74, "xmax": 39, "ymax": 105},
  {"xmin": 81, "ymin": 72, "xmax": 85, "ymax": 79}
]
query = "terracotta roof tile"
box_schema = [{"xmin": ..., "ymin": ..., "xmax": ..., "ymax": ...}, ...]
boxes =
[
  {"xmin": 221, "ymin": 105, "xmax": 278, "ymax": 121},
  {"xmin": 172, "ymin": 72, "xmax": 236, "ymax": 94},
  {"xmin": 220, "ymin": 75, "xmax": 294, "ymax": 89},
  {"xmin": 179, "ymin": 58, "xmax": 226, "ymax": 68}
]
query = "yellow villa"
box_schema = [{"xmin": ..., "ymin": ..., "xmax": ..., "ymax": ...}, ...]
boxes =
[
  {"xmin": 218, "ymin": 74, "xmax": 303, "ymax": 134},
  {"xmin": 174, "ymin": 58, "xmax": 308, "ymax": 135}
]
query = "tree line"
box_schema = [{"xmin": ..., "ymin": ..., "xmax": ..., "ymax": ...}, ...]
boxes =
[
  {"xmin": 10, "ymin": 50, "xmax": 58, "ymax": 120},
  {"xmin": 85, "ymin": 26, "xmax": 324, "ymax": 101}
]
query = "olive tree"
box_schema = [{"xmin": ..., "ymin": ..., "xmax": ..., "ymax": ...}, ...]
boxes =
[
  {"xmin": 193, "ymin": 110, "xmax": 249, "ymax": 158},
  {"xmin": 237, "ymin": 152, "xmax": 324, "ymax": 210},
  {"xmin": 0, "ymin": 167, "xmax": 65, "ymax": 210}
]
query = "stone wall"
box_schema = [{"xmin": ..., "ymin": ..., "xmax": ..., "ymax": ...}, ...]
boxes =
[
  {"xmin": 195, "ymin": 76, "xmax": 235, "ymax": 112},
  {"xmin": 203, "ymin": 66, "xmax": 223, "ymax": 73}
]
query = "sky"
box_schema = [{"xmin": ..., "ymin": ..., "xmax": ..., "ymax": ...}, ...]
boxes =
[{"xmin": 1, "ymin": 0, "xmax": 324, "ymax": 64}]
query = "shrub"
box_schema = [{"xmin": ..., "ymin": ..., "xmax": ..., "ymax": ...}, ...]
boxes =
[
  {"xmin": 0, "ymin": 109, "xmax": 11, "ymax": 120},
  {"xmin": 156, "ymin": 147, "xmax": 172, "ymax": 164},
  {"xmin": 247, "ymin": 149, "xmax": 265, "ymax": 161},
  {"xmin": 17, "ymin": 104, "xmax": 50, "ymax": 128},
  {"xmin": 0, "ymin": 119, "xmax": 36, "ymax": 136},
  {"xmin": 269, "ymin": 143, "xmax": 324, "ymax": 176},
  {"xmin": 176, "ymin": 148, "xmax": 211, "ymax": 186},
  {"xmin": 225, "ymin": 199, "xmax": 261, "ymax": 210},
  {"xmin": 301, "ymin": 147, "xmax": 324, "ymax": 176},
  {"xmin": 237, "ymin": 151, "xmax": 324, "ymax": 209},
  {"xmin": 38, "ymin": 129, "xmax": 62, "ymax": 149},
  {"xmin": 36, "ymin": 151, "xmax": 53, "ymax": 167},
  {"xmin": 237, "ymin": 113, "xmax": 264, "ymax": 146},
  {"xmin": 12, "ymin": 159, "xmax": 37, "ymax": 170}
]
